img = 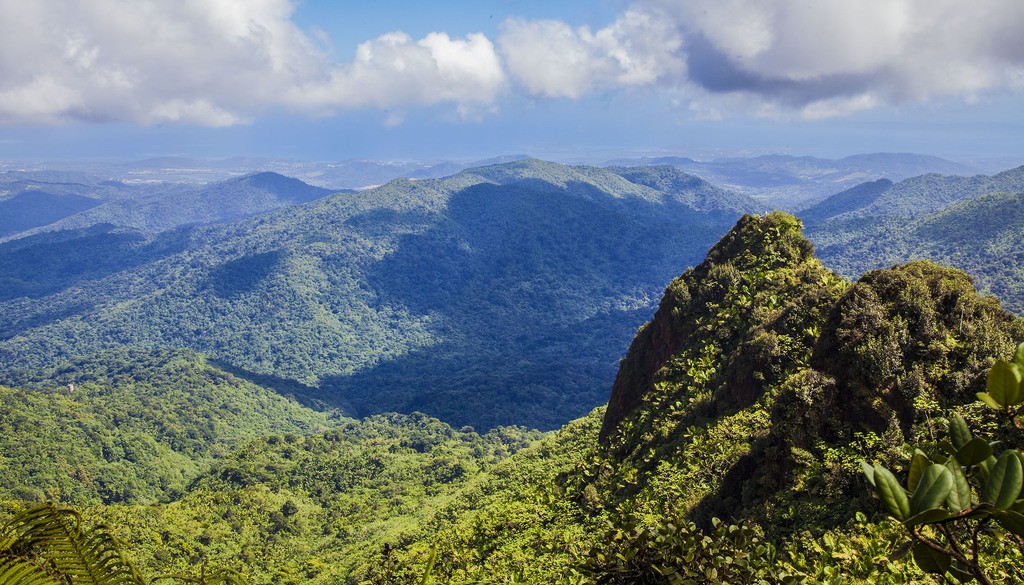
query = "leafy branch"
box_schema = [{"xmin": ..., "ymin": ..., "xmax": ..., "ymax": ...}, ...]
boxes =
[{"xmin": 862, "ymin": 343, "xmax": 1024, "ymax": 584}]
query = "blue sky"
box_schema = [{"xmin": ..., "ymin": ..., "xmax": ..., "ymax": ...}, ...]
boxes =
[{"xmin": 1, "ymin": 1, "xmax": 1022, "ymax": 163}]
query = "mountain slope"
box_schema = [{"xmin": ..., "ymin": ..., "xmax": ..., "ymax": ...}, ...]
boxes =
[
  {"xmin": 0, "ymin": 159, "xmax": 759, "ymax": 430},
  {"xmin": 70, "ymin": 211, "xmax": 1023, "ymax": 584},
  {"xmin": 366, "ymin": 212, "xmax": 1024, "ymax": 583},
  {"xmin": 30, "ymin": 172, "xmax": 338, "ymax": 235},
  {"xmin": 806, "ymin": 167, "xmax": 1024, "ymax": 312},
  {"xmin": 0, "ymin": 348, "xmax": 339, "ymax": 505}
]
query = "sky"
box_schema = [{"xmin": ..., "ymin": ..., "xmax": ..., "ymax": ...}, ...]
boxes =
[{"xmin": 1, "ymin": 0, "xmax": 1023, "ymax": 163}]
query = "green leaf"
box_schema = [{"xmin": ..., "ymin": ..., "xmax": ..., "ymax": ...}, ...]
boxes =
[
  {"xmin": 949, "ymin": 416, "xmax": 972, "ymax": 450},
  {"xmin": 938, "ymin": 440, "xmax": 958, "ymax": 457},
  {"xmin": 986, "ymin": 360, "xmax": 1021, "ymax": 407},
  {"xmin": 909, "ymin": 464, "xmax": 953, "ymax": 516},
  {"xmin": 908, "ymin": 450, "xmax": 930, "ymax": 492},
  {"xmin": 983, "ymin": 451, "xmax": 1023, "ymax": 510},
  {"xmin": 946, "ymin": 563, "xmax": 976, "ymax": 583},
  {"xmin": 1013, "ymin": 342, "xmax": 1024, "ymax": 367},
  {"xmin": 976, "ymin": 392, "xmax": 1002, "ymax": 410},
  {"xmin": 904, "ymin": 508, "xmax": 953, "ymax": 527},
  {"xmin": 861, "ymin": 461, "xmax": 876, "ymax": 487},
  {"xmin": 945, "ymin": 459, "xmax": 972, "ymax": 512},
  {"xmin": 978, "ymin": 455, "xmax": 998, "ymax": 483},
  {"xmin": 0, "ymin": 559, "xmax": 64, "ymax": 585},
  {"xmin": 997, "ymin": 510, "xmax": 1024, "ymax": 538},
  {"xmin": 888, "ymin": 540, "xmax": 914, "ymax": 561},
  {"xmin": 912, "ymin": 542, "xmax": 951, "ymax": 574},
  {"xmin": 874, "ymin": 465, "xmax": 910, "ymax": 521},
  {"xmin": 955, "ymin": 438, "xmax": 993, "ymax": 466}
]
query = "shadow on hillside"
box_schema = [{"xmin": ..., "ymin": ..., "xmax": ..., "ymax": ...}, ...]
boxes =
[
  {"xmin": 322, "ymin": 178, "xmax": 748, "ymax": 430},
  {"xmin": 318, "ymin": 306, "xmax": 648, "ymax": 431},
  {"xmin": 209, "ymin": 359, "xmax": 352, "ymax": 415},
  {"xmin": 0, "ymin": 224, "xmax": 195, "ymax": 303}
]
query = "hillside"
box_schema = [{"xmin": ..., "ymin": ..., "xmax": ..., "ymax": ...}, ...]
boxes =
[
  {"xmin": 351, "ymin": 212, "xmax": 1024, "ymax": 583},
  {"xmin": 0, "ymin": 160, "xmax": 760, "ymax": 430},
  {"xmin": 5, "ymin": 172, "xmax": 338, "ymax": 239},
  {"xmin": 22, "ymin": 211, "xmax": 1018, "ymax": 584},
  {"xmin": 805, "ymin": 166, "xmax": 1024, "ymax": 313},
  {"xmin": 0, "ymin": 348, "xmax": 340, "ymax": 505}
]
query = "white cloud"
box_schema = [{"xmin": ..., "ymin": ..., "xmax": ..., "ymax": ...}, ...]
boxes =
[
  {"xmin": 2, "ymin": 0, "xmax": 1022, "ymax": 127},
  {"xmin": 283, "ymin": 31, "xmax": 505, "ymax": 112},
  {"xmin": 0, "ymin": 0, "xmax": 505, "ymax": 127},
  {"xmin": 645, "ymin": 0, "xmax": 1024, "ymax": 116},
  {"xmin": 498, "ymin": 0, "xmax": 1024, "ymax": 118},
  {"xmin": 498, "ymin": 11, "xmax": 684, "ymax": 99}
]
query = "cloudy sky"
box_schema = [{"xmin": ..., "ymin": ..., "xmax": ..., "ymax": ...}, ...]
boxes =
[{"xmin": 1, "ymin": 0, "xmax": 1023, "ymax": 162}]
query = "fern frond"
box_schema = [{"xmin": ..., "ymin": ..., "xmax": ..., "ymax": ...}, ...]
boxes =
[
  {"xmin": 0, "ymin": 503, "xmax": 145, "ymax": 585},
  {"xmin": 0, "ymin": 557, "xmax": 65, "ymax": 585}
]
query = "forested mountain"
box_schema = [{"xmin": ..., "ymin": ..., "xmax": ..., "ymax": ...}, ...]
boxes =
[
  {"xmin": 0, "ymin": 171, "xmax": 123, "ymax": 237},
  {"xmin": 2, "ymin": 171, "xmax": 338, "ymax": 241},
  {"xmin": 0, "ymin": 159, "xmax": 759, "ymax": 430},
  {"xmin": 804, "ymin": 166, "xmax": 1024, "ymax": 313},
  {"xmin": 41, "ymin": 172, "xmax": 338, "ymax": 234},
  {"xmin": 5, "ymin": 212, "xmax": 1019, "ymax": 584}
]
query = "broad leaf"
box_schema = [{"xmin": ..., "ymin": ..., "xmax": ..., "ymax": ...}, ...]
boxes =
[
  {"xmin": 912, "ymin": 542, "xmax": 951, "ymax": 574},
  {"xmin": 983, "ymin": 451, "xmax": 1023, "ymax": 510},
  {"xmin": 874, "ymin": 465, "xmax": 910, "ymax": 521},
  {"xmin": 860, "ymin": 461, "xmax": 876, "ymax": 487},
  {"xmin": 1013, "ymin": 341, "xmax": 1024, "ymax": 367},
  {"xmin": 908, "ymin": 450, "xmax": 930, "ymax": 492},
  {"xmin": 887, "ymin": 540, "xmax": 914, "ymax": 561},
  {"xmin": 986, "ymin": 360, "xmax": 1021, "ymax": 407},
  {"xmin": 909, "ymin": 464, "xmax": 953, "ymax": 516},
  {"xmin": 976, "ymin": 391, "xmax": 1002, "ymax": 410},
  {"xmin": 997, "ymin": 510, "xmax": 1024, "ymax": 538},
  {"xmin": 944, "ymin": 459, "xmax": 972, "ymax": 512},
  {"xmin": 904, "ymin": 508, "xmax": 953, "ymax": 527},
  {"xmin": 955, "ymin": 438, "xmax": 993, "ymax": 466},
  {"xmin": 949, "ymin": 416, "xmax": 972, "ymax": 450}
]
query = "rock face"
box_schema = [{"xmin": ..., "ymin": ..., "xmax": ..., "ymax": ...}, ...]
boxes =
[{"xmin": 597, "ymin": 211, "xmax": 1024, "ymax": 531}]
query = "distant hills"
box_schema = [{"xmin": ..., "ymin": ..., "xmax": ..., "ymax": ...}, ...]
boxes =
[
  {"xmin": 0, "ymin": 171, "xmax": 339, "ymax": 240},
  {"xmin": 0, "ymin": 159, "xmax": 759, "ymax": 430},
  {"xmin": 802, "ymin": 165, "xmax": 1024, "ymax": 312},
  {"xmin": 604, "ymin": 152, "xmax": 981, "ymax": 208}
]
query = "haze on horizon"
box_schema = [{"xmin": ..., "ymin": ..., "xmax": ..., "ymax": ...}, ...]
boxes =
[{"xmin": 1, "ymin": 0, "xmax": 1022, "ymax": 163}]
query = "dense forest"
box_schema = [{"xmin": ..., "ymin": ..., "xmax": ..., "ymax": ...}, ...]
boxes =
[
  {"xmin": 3, "ymin": 211, "xmax": 1023, "ymax": 583},
  {"xmin": 4, "ymin": 157, "xmax": 1024, "ymax": 583},
  {"xmin": 0, "ymin": 160, "xmax": 760, "ymax": 430}
]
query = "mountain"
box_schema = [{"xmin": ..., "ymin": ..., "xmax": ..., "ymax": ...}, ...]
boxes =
[
  {"xmin": 344, "ymin": 212, "xmax": 1024, "ymax": 583},
  {"xmin": 804, "ymin": 166, "xmax": 1024, "ymax": 312},
  {"xmin": 0, "ymin": 171, "xmax": 124, "ymax": 237},
  {"xmin": 7, "ymin": 172, "xmax": 339, "ymax": 239},
  {"xmin": 25, "ymin": 211, "xmax": 1018, "ymax": 584},
  {"xmin": 0, "ymin": 159, "xmax": 760, "ymax": 430},
  {"xmin": 604, "ymin": 152, "xmax": 981, "ymax": 208}
]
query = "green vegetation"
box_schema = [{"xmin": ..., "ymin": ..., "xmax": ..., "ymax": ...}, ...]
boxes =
[
  {"xmin": 804, "ymin": 166, "xmax": 1024, "ymax": 313},
  {"xmin": 0, "ymin": 348, "xmax": 338, "ymax": 504},
  {"xmin": 862, "ymin": 346, "xmax": 1024, "ymax": 584},
  {"xmin": 3, "ymin": 208, "xmax": 1024, "ymax": 583},
  {"xmin": 0, "ymin": 503, "xmax": 245, "ymax": 585},
  {"xmin": 0, "ymin": 160, "xmax": 758, "ymax": 430}
]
